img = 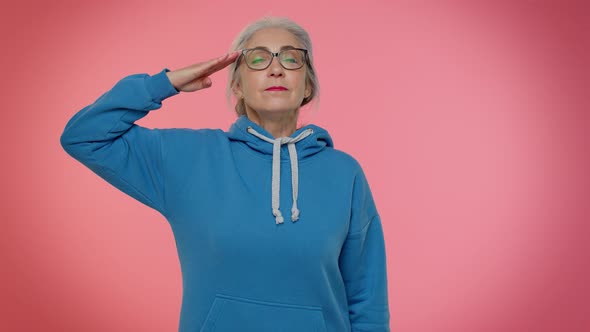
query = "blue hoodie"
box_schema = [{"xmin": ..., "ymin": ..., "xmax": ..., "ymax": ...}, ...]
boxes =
[{"xmin": 60, "ymin": 68, "xmax": 390, "ymax": 331}]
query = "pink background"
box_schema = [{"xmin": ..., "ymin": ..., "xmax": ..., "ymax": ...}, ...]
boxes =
[{"xmin": 2, "ymin": 0, "xmax": 589, "ymax": 331}]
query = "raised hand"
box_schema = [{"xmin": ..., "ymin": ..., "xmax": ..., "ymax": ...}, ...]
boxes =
[{"xmin": 165, "ymin": 51, "xmax": 241, "ymax": 93}]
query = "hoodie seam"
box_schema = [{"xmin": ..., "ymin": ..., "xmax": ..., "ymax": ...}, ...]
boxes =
[
  {"xmin": 158, "ymin": 130, "xmax": 168, "ymax": 217},
  {"xmin": 104, "ymin": 113, "xmax": 166, "ymax": 216},
  {"xmin": 346, "ymin": 214, "xmax": 377, "ymax": 239}
]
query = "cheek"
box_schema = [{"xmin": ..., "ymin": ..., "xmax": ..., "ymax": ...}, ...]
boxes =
[
  {"xmin": 237, "ymin": 70, "xmax": 254, "ymax": 92},
  {"xmin": 296, "ymin": 74, "xmax": 308, "ymax": 92},
  {"xmin": 296, "ymin": 79, "xmax": 308, "ymax": 96},
  {"xmin": 243, "ymin": 76, "xmax": 264, "ymax": 95}
]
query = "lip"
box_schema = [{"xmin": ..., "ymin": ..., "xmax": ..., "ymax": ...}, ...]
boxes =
[{"xmin": 265, "ymin": 86, "xmax": 288, "ymax": 91}]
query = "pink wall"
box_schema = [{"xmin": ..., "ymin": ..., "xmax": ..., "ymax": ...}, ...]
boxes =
[{"xmin": 2, "ymin": 0, "xmax": 589, "ymax": 331}]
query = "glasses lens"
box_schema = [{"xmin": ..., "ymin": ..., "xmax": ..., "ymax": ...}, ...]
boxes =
[
  {"xmin": 279, "ymin": 49, "xmax": 305, "ymax": 69},
  {"xmin": 246, "ymin": 49, "xmax": 271, "ymax": 69}
]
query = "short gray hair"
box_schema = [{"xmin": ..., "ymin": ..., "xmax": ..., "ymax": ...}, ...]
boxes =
[{"xmin": 225, "ymin": 16, "xmax": 320, "ymax": 117}]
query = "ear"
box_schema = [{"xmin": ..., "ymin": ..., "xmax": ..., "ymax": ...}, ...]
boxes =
[
  {"xmin": 232, "ymin": 80, "xmax": 243, "ymax": 99},
  {"xmin": 303, "ymin": 74, "xmax": 313, "ymax": 98},
  {"xmin": 304, "ymin": 84, "xmax": 312, "ymax": 99}
]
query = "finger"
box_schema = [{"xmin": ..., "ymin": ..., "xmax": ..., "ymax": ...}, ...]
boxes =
[
  {"xmin": 198, "ymin": 77, "xmax": 212, "ymax": 90},
  {"xmin": 200, "ymin": 54, "xmax": 239, "ymax": 78},
  {"xmin": 189, "ymin": 76, "xmax": 212, "ymax": 91},
  {"xmin": 198, "ymin": 51, "xmax": 241, "ymax": 77}
]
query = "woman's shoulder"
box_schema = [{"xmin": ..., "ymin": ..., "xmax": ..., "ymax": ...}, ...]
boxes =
[{"xmin": 320, "ymin": 146, "xmax": 366, "ymax": 173}]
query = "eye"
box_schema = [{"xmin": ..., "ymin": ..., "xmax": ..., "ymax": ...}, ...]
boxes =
[{"xmin": 280, "ymin": 49, "xmax": 303, "ymax": 65}]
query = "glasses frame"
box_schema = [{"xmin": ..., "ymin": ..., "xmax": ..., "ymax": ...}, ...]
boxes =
[{"xmin": 236, "ymin": 47, "xmax": 309, "ymax": 71}]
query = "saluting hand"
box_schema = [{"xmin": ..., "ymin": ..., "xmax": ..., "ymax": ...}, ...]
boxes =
[{"xmin": 165, "ymin": 51, "xmax": 241, "ymax": 93}]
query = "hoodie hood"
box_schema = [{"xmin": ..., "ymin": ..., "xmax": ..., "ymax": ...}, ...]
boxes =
[
  {"xmin": 227, "ymin": 115, "xmax": 334, "ymax": 160},
  {"xmin": 227, "ymin": 115, "xmax": 334, "ymax": 224}
]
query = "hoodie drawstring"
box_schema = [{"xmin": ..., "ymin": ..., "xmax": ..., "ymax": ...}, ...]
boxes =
[{"xmin": 246, "ymin": 126, "xmax": 314, "ymax": 224}]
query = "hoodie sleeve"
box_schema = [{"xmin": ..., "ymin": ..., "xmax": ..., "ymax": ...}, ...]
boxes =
[
  {"xmin": 59, "ymin": 68, "xmax": 180, "ymax": 216},
  {"xmin": 339, "ymin": 166, "xmax": 391, "ymax": 331}
]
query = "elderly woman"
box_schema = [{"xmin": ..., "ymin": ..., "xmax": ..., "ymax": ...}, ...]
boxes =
[{"xmin": 60, "ymin": 16, "xmax": 390, "ymax": 332}]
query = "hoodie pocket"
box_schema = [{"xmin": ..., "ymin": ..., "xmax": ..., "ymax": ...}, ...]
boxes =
[{"xmin": 199, "ymin": 293, "xmax": 327, "ymax": 332}]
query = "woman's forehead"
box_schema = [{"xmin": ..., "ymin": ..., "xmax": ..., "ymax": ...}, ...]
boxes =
[{"xmin": 245, "ymin": 28, "xmax": 302, "ymax": 50}]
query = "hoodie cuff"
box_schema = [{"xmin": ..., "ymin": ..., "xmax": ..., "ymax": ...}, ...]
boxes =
[{"xmin": 146, "ymin": 68, "xmax": 180, "ymax": 103}]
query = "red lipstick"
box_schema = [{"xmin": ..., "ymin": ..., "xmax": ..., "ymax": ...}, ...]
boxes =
[{"xmin": 265, "ymin": 86, "xmax": 288, "ymax": 91}]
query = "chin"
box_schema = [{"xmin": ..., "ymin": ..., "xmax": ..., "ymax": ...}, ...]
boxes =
[
  {"xmin": 255, "ymin": 103, "xmax": 297, "ymax": 114},
  {"xmin": 259, "ymin": 108, "xmax": 295, "ymax": 114}
]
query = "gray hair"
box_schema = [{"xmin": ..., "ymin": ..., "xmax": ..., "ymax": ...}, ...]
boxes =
[{"xmin": 225, "ymin": 16, "xmax": 320, "ymax": 117}]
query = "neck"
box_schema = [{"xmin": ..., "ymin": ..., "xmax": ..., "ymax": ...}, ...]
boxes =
[{"xmin": 246, "ymin": 109, "xmax": 299, "ymax": 138}]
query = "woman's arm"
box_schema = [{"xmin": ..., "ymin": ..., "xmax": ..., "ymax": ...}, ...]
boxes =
[
  {"xmin": 59, "ymin": 51, "xmax": 241, "ymax": 216},
  {"xmin": 60, "ymin": 68, "xmax": 179, "ymax": 215},
  {"xmin": 339, "ymin": 167, "xmax": 391, "ymax": 331}
]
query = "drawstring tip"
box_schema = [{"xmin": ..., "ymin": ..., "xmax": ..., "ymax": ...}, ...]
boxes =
[
  {"xmin": 291, "ymin": 208, "xmax": 300, "ymax": 222},
  {"xmin": 274, "ymin": 209, "xmax": 284, "ymax": 224}
]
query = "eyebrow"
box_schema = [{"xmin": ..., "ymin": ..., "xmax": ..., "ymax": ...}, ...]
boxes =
[{"xmin": 251, "ymin": 45, "xmax": 298, "ymax": 51}]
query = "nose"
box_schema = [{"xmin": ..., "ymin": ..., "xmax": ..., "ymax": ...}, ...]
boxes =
[{"xmin": 267, "ymin": 56, "xmax": 284, "ymax": 77}]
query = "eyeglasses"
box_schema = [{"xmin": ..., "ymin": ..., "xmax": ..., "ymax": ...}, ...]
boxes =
[{"xmin": 236, "ymin": 47, "xmax": 309, "ymax": 71}]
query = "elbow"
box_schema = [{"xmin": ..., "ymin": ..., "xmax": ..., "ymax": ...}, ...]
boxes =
[
  {"xmin": 60, "ymin": 127, "xmax": 77, "ymax": 156},
  {"xmin": 60, "ymin": 129, "xmax": 70, "ymax": 150},
  {"xmin": 59, "ymin": 126, "xmax": 89, "ymax": 159}
]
